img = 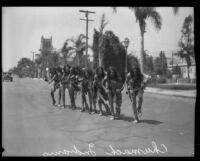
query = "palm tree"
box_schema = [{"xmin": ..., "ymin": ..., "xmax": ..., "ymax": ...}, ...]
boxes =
[
  {"xmin": 113, "ymin": 7, "xmax": 179, "ymax": 74},
  {"xmin": 60, "ymin": 40, "xmax": 75, "ymax": 65},
  {"xmin": 177, "ymin": 15, "xmax": 194, "ymax": 83},
  {"xmin": 98, "ymin": 13, "xmax": 109, "ymax": 66},
  {"xmin": 67, "ymin": 34, "xmax": 87, "ymax": 67}
]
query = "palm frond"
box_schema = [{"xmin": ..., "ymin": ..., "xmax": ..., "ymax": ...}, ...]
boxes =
[
  {"xmin": 132, "ymin": 7, "xmax": 140, "ymax": 22},
  {"xmin": 148, "ymin": 9, "xmax": 162, "ymax": 31},
  {"xmin": 99, "ymin": 13, "xmax": 109, "ymax": 34},
  {"xmin": 173, "ymin": 7, "xmax": 179, "ymax": 15},
  {"xmin": 79, "ymin": 34, "xmax": 87, "ymax": 41},
  {"xmin": 67, "ymin": 38, "xmax": 76, "ymax": 44},
  {"xmin": 112, "ymin": 7, "xmax": 117, "ymax": 13},
  {"xmin": 68, "ymin": 50, "xmax": 76, "ymax": 57}
]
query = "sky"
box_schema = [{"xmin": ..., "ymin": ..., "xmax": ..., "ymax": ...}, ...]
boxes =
[{"xmin": 2, "ymin": 7, "xmax": 194, "ymax": 71}]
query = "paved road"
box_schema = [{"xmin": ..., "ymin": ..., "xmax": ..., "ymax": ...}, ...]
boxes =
[{"xmin": 2, "ymin": 77, "xmax": 195, "ymax": 156}]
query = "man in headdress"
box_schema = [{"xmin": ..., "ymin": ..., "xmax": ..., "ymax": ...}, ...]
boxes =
[
  {"xmin": 59, "ymin": 64, "xmax": 71, "ymax": 109},
  {"xmin": 93, "ymin": 66, "xmax": 110, "ymax": 115},
  {"xmin": 79, "ymin": 68, "xmax": 96, "ymax": 113},
  {"xmin": 126, "ymin": 65, "xmax": 147, "ymax": 123},
  {"xmin": 48, "ymin": 67, "xmax": 62, "ymax": 106},
  {"xmin": 102, "ymin": 66, "xmax": 123, "ymax": 120}
]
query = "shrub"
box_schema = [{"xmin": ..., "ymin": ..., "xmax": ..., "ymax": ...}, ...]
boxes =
[
  {"xmin": 166, "ymin": 69, "xmax": 172, "ymax": 79},
  {"xmin": 156, "ymin": 77, "xmax": 166, "ymax": 84}
]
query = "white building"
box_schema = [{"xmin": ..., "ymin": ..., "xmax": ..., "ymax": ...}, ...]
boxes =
[{"xmin": 167, "ymin": 55, "xmax": 196, "ymax": 80}]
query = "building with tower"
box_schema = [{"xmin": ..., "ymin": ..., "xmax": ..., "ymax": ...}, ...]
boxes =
[{"xmin": 39, "ymin": 36, "xmax": 53, "ymax": 78}]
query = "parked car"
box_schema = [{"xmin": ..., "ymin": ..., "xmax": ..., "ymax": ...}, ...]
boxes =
[{"xmin": 2, "ymin": 72, "xmax": 13, "ymax": 82}]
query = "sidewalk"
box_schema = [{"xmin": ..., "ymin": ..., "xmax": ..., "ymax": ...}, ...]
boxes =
[
  {"xmin": 33, "ymin": 78, "xmax": 44, "ymax": 80},
  {"xmin": 145, "ymin": 87, "xmax": 196, "ymax": 99},
  {"xmin": 31, "ymin": 78, "xmax": 196, "ymax": 99}
]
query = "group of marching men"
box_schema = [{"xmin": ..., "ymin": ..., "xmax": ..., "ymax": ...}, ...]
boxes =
[{"xmin": 48, "ymin": 64, "xmax": 150, "ymax": 123}]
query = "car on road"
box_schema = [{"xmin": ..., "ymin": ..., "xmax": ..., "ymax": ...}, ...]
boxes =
[{"xmin": 2, "ymin": 72, "xmax": 13, "ymax": 82}]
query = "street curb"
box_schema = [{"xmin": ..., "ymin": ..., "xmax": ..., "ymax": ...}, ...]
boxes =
[{"xmin": 145, "ymin": 91, "xmax": 196, "ymax": 99}]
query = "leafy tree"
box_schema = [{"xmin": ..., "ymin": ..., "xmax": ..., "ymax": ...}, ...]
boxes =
[
  {"xmin": 176, "ymin": 15, "xmax": 194, "ymax": 83},
  {"xmin": 172, "ymin": 65, "xmax": 181, "ymax": 75},
  {"xmin": 166, "ymin": 69, "xmax": 172, "ymax": 79},
  {"xmin": 154, "ymin": 51, "xmax": 168, "ymax": 76},
  {"xmin": 127, "ymin": 54, "xmax": 140, "ymax": 71},
  {"xmin": 144, "ymin": 52, "xmax": 154, "ymax": 75},
  {"xmin": 16, "ymin": 57, "xmax": 34, "ymax": 77},
  {"xmin": 48, "ymin": 52, "xmax": 60, "ymax": 68},
  {"xmin": 101, "ymin": 30, "xmax": 126, "ymax": 80}
]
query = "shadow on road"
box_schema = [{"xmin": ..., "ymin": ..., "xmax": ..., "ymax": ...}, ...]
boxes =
[
  {"xmin": 119, "ymin": 114, "xmax": 163, "ymax": 125},
  {"xmin": 139, "ymin": 120, "xmax": 163, "ymax": 125}
]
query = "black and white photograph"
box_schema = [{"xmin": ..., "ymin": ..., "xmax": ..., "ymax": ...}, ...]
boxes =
[{"xmin": 2, "ymin": 7, "xmax": 196, "ymax": 156}]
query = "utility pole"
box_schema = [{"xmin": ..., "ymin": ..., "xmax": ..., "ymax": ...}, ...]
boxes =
[
  {"xmin": 79, "ymin": 10, "xmax": 95, "ymax": 67},
  {"xmin": 31, "ymin": 51, "xmax": 35, "ymax": 78},
  {"xmin": 31, "ymin": 51, "xmax": 35, "ymax": 62},
  {"xmin": 172, "ymin": 52, "xmax": 174, "ymax": 72}
]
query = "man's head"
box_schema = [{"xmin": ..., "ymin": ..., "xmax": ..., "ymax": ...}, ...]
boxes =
[
  {"xmin": 64, "ymin": 64, "xmax": 71, "ymax": 74},
  {"xmin": 96, "ymin": 66, "xmax": 104, "ymax": 77},
  {"xmin": 108, "ymin": 66, "xmax": 118, "ymax": 80},
  {"xmin": 56, "ymin": 67, "xmax": 62, "ymax": 76},
  {"xmin": 130, "ymin": 65, "xmax": 143, "ymax": 82}
]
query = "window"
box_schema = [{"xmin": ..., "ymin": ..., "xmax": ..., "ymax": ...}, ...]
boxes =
[
  {"xmin": 190, "ymin": 67, "xmax": 192, "ymax": 73},
  {"xmin": 182, "ymin": 68, "xmax": 186, "ymax": 73}
]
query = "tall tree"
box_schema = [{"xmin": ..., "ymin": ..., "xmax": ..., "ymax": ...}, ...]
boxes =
[
  {"xmin": 154, "ymin": 51, "xmax": 167, "ymax": 76},
  {"xmin": 16, "ymin": 57, "xmax": 34, "ymax": 77},
  {"xmin": 144, "ymin": 51, "xmax": 154, "ymax": 75},
  {"xmin": 101, "ymin": 30, "xmax": 126, "ymax": 80},
  {"xmin": 92, "ymin": 29, "xmax": 100, "ymax": 69},
  {"xmin": 172, "ymin": 65, "xmax": 181, "ymax": 76},
  {"xmin": 34, "ymin": 54, "xmax": 42, "ymax": 78},
  {"xmin": 98, "ymin": 13, "xmax": 109, "ymax": 66},
  {"xmin": 177, "ymin": 15, "xmax": 194, "ymax": 83},
  {"xmin": 113, "ymin": 7, "xmax": 162, "ymax": 73},
  {"xmin": 112, "ymin": 7, "xmax": 179, "ymax": 73}
]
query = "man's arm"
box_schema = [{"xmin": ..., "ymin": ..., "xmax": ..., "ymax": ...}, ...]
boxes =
[
  {"xmin": 101, "ymin": 76, "xmax": 109, "ymax": 93},
  {"xmin": 141, "ymin": 74, "xmax": 151, "ymax": 89},
  {"xmin": 48, "ymin": 75, "xmax": 56, "ymax": 84},
  {"xmin": 125, "ymin": 73, "xmax": 131, "ymax": 94}
]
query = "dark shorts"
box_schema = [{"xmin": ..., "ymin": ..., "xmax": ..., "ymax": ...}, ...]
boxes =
[
  {"xmin": 97, "ymin": 87, "xmax": 108, "ymax": 101},
  {"xmin": 54, "ymin": 82, "xmax": 60, "ymax": 89},
  {"xmin": 114, "ymin": 92, "xmax": 122, "ymax": 107},
  {"xmin": 129, "ymin": 88, "xmax": 144, "ymax": 97}
]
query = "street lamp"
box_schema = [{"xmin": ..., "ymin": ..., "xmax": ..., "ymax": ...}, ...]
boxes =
[{"xmin": 123, "ymin": 38, "xmax": 130, "ymax": 74}]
